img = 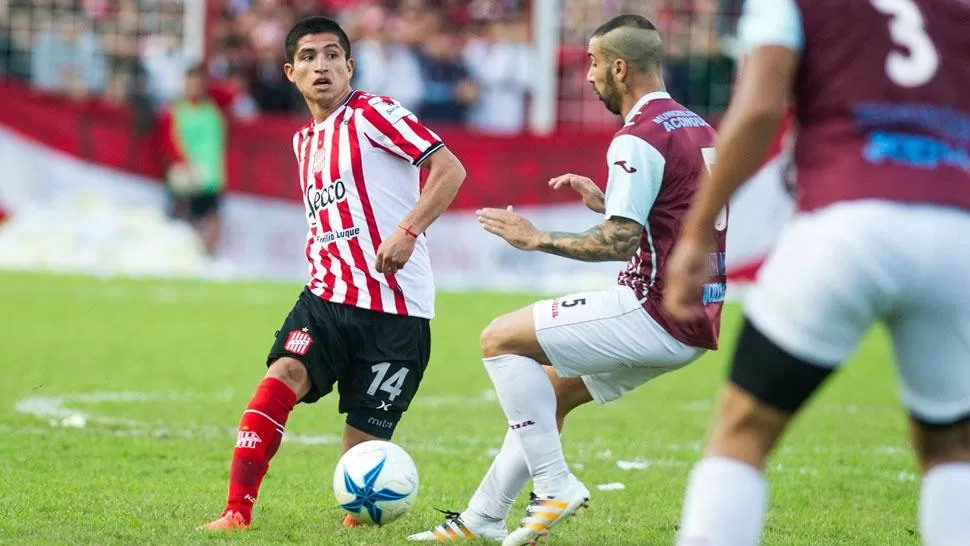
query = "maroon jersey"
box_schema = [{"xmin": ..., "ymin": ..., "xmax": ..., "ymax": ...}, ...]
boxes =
[
  {"xmin": 605, "ymin": 92, "xmax": 726, "ymax": 350},
  {"xmin": 784, "ymin": 0, "xmax": 970, "ymax": 212}
]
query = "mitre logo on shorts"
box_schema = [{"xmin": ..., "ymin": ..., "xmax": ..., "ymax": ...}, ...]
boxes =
[
  {"xmin": 284, "ymin": 328, "xmax": 313, "ymax": 355},
  {"xmin": 551, "ymin": 299, "xmax": 560, "ymax": 319},
  {"xmin": 235, "ymin": 429, "xmax": 262, "ymax": 449}
]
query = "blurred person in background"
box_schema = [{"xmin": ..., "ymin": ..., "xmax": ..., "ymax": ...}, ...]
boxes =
[
  {"xmin": 350, "ymin": 2, "xmax": 424, "ymax": 110},
  {"xmin": 248, "ymin": 34, "xmax": 301, "ymax": 112},
  {"xmin": 141, "ymin": 30, "xmax": 189, "ymax": 107},
  {"xmin": 225, "ymin": 68, "xmax": 259, "ymax": 120},
  {"xmin": 99, "ymin": 0, "xmax": 141, "ymax": 74},
  {"xmin": 31, "ymin": 11, "xmax": 106, "ymax": 95},
  {"xmin": 0, "ymin": 0, "xmax": 31, "ymax": 81},
  {"xmin": 159, "ymin": 65, "xmax": 227, "ymax": 257},
  {"xmin": 239, "ymin": 0, "xmax": 302, "ymax": 113},
  {"xmin": 463, "ymin": 13, "xmax": 533, "ymax": 135},
  {"xmin": 417, "ymin": 26, "xmax": 479, "ymax": 123}
]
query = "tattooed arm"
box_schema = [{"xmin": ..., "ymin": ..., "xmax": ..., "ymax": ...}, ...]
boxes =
[
  {"xmin": 534, "ymin": 217, "xmax": 642, "ymax": 262},
  {"xmin": 476, "ymin": 206, "xmax": 642, "ymax": 263}
]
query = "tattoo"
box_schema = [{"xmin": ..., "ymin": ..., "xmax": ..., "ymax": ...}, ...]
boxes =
[{"xmin": 536, "ymin": 217, "xmax": 643, "ymax": 262}]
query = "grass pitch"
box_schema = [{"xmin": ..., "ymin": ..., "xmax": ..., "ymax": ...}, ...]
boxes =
[{"xmin": 0, "ymin": 271, "xmax": 921, "ymax": 545}]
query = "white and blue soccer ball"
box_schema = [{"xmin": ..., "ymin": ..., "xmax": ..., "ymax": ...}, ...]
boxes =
[{"xmin": 332, "ymin": 440, "xmax": 419, "ymax": 525}]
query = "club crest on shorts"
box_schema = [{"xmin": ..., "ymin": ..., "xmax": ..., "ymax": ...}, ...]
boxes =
[{"xmin": 284, "ymin": 328, "xmax": 313, "ymax": 355}]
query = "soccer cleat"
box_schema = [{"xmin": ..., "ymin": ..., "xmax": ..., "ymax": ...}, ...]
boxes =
[
  {"xmin": 199, "ymin": 509, "xmax": 249, "ymax": 531},
  {"xmin": 501, "ymin": 476, "xmax": 590, "ymax": 546},
  {"xmin": 343, "ymin": 514, "xmax": 361, "ymax": 527},
  {"xmin": 406, "ymin": 509, "xmax": 508, "ymax": 542}
]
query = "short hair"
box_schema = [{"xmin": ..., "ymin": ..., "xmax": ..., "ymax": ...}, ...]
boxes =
[
  {"xmin": 591, "ymin": 14, "xmax": 664, "ymax": 74},
  {"xmin": 285, "ymin": 17, "xmax": 352, "ymax": 64}
]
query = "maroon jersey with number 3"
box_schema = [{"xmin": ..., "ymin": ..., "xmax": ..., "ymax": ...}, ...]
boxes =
[{"xmin": 784, "ymin": 0, "xmax": 970, "ymax": 212}]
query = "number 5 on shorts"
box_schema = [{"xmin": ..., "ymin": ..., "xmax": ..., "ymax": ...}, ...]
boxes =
[{"xmin": 367, "ymin": 362, "xmax": 409, "ymax": 402}]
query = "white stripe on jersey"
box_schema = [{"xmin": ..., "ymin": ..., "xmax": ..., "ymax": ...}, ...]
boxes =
[{"xmin": 645, "ymin": 227, "xmax": 657, "ymax": 287}]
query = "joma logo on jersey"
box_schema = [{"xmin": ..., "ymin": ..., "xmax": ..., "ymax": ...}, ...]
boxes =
[
  {"xmin": 614, "ymin": 160, "xmax": 638, "ymax": 173},
  {"xmin": 235, "ymin": 430, "xmax": 262, "ymax": 449},
  {"xmin": 306, "ymin": 179, "xmax": 348, "ymax": 225}
]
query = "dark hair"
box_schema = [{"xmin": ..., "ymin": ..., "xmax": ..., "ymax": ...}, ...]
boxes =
[
  {"xmin": 285, "ymin": 16, "xmax": 352, "ymax": 63},
  {"xmin": 590, "ymin": 14, "xmax": 663, "ymax": 74},
  {"xmin": 592, "ymin": 14, "xmax": 657, "ymax": 37}
]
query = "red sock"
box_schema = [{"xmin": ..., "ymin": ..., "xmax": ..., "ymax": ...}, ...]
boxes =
[{"xmin": 224, "ymin": 377, "xmax": 297, "ymax": 523}]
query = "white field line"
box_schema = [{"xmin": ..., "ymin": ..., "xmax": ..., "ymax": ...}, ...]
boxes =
[
  {"xmin": 11, "ymin": 391, "xmax": 918, "ymax": 473},
  {"xmin": 11, "ymin": 390, "xmax": 479, "ymax": 453}
]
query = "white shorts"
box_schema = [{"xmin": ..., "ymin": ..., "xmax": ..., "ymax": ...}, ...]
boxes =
[
  {"xmin": 534, "ymin": 285, "xmax": 704, "ymax": 404},
  {"xmin": 745, "ymin": 200, "xmax": 970, "ymax": 424}
]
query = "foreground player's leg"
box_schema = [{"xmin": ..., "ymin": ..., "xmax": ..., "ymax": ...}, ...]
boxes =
[
  {"xmin": 407, "ymin": 371, "xmax": 593, "ymax": 542},
  {"xmin": 479, "ymin": 306, "xmax": 589, "ymax": 546},
  {"xmin": 890, "ymin": 302, "xmax": 970, "ymax": 546},
  {"xmin": 677, "ymin": 320, "xmax": 833, "ymax": 546},
  {"xmin": 913, "ymin": 419, "xmax": 970, "ymax": 545},
  {"xmin": 201, "ymin": 357, "xmax": 309, "ymax": 530}
]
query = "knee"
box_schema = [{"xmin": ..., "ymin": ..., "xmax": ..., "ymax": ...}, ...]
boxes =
[
  {"xmin": 480, "ymin": 316, "xmax": 511, "ymax": 358},
  {"xmin": 708, "ymin": 384, "xmax": 791, "ymax": 469},
  {"xmin": 266, "ymin": 357, "xmax": 310, "ymax": 393}
]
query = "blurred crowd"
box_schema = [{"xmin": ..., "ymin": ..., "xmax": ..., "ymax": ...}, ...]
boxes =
[{"xmin": 0, "ymin": 0, "xmax": 739, "ymax": 133}]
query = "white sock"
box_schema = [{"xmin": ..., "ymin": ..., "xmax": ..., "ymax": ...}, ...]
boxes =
[
  {"xmin": 677, "ymin": 457, "xmax": 767, "ymax": 546},
  {"xmin": 482, "ymin": 354, "xmax": 570, "ymax": 497},
  {"xmin": 920, "ymin": 462, "xmax": 970, "ymax": 545},
  {"xmin": 462, "ymin": 430, "xmax": 530, "ymax": 527}
]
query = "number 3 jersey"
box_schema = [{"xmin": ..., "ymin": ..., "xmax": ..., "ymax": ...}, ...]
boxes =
[
  {"xmin": 740, "ymin": 0, "xmax": 970, "ymax": 213},
  {"xmin": 604, "ymin": 91, "xmax": 726, "ymax": 350},
  {"xmin": 292, "ymin": 90, "xmax": 444, "ymax": 320}
]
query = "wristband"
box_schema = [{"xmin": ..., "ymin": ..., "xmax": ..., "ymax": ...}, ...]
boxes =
[{"xmin": 399, "ymin": 224, "xmax": 419, "ymax": 238}]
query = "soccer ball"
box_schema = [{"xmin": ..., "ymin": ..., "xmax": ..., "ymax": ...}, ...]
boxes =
[{"xmin": 332, "ymin": 440, "xmax": 419, "ymax": 525}]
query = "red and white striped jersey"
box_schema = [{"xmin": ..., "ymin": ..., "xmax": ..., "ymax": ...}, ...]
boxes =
[{"xmin": 292, "ymin": 90, "xmax": 443, "ymax": 319}]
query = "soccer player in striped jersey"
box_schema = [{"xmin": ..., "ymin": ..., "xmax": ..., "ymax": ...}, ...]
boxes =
[{"xmin": 201, "ymin": 16, "xmax": 466, "ymax": 531}]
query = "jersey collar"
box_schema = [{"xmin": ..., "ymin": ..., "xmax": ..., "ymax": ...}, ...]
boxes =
[
  {"xmin": 308, "ymin": 89, "xmax": 360, "ymax": 133},
  {"xmin": 625, "ymin": 91, "xmax": 672, "ymax": 124}
]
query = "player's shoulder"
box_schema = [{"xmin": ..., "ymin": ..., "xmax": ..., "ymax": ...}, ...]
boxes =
[
  {"xmin": 351, "ymin": 91, "xmax": 412, "ymax": 123},
  {"xmin": 292, "ymin": 119, "xmax": 315, "ymax": 146}
]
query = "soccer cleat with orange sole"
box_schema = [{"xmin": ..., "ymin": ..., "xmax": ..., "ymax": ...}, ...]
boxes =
[
  {"xmin": 406, "ymin": 509, "xmax": 508, "ymax": 542},
  {"xmin": 343, "ymin": 514, "xmax": 361, "ymax": 527},
  {"xmin": 501, "ymin": 475, "xmax": 590, "ymax": 546},
  {"xmin": 199, "ymin": 510, "xmax": 249, "ymax": 531}
]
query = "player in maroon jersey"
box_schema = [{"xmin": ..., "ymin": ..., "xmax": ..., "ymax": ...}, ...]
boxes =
[
  {"xmin": 407, "ymin": 14, "xmax": 726, "ymax": 545},
  {"xmin": 201, "ymin": 17, "xmax": 466, "ymax": 531},
  {"xmin": 666, "ymin": 0, "xmax": 970, "ymax": 544}
]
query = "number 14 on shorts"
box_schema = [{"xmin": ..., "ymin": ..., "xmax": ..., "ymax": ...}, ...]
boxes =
[{"xmin": 367, "ymin": 362, "xmax": 410, "ymax": 403}]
